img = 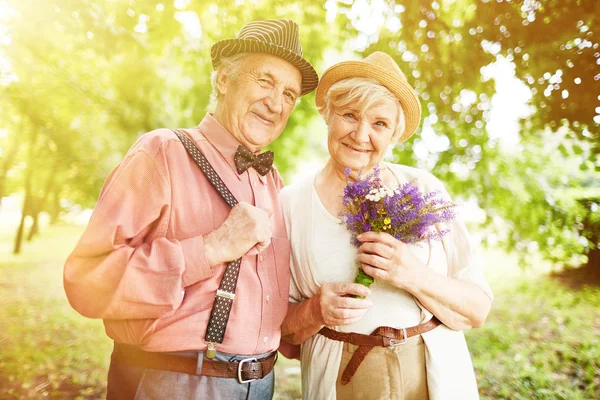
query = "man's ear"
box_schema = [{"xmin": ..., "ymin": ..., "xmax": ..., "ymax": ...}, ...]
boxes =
[{"xmin": 216, "ymin": 69, "xmax": 229, "ymax": 96}]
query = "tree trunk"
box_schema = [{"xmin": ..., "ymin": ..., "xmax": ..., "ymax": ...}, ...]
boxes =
[
  {"xmin": 13, "ymin": 124, "xmax": 37, "ymax": 255},
  {"xmin": 50, "ymin": 188, "xmax": 61, "ymax": 225},
  {"xmin": 27, "ymin": 212, "xmax": 39, "ymax": 241},
  {"xmin": 26, "ymin": 168, "xmax": 56, "ymax": 241},
  {"xmin": 13, "ymin": 179, "xmax": 32, "ymax": 254},
  {"xmin": 587, "ymin": 248, "xmax": 600, "ymax": 269},
  {"xmin": 13, "ymin": 212, "xmax": 27, "ymax": 255},
  {"xmin": 0, "ymin": 124, "xmax": 23, "ymax": 209}
]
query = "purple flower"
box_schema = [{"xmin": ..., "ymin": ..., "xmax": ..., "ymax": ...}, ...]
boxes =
[
  {"xmin": 339, "ymin": 168, "xmax": 457, "ymax": 260},
  {"xmin": 338, "ymin": 168, "xmax": 456, "ymax": 294}
]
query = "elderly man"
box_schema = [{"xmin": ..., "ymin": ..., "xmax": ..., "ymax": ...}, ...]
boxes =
[{"xmin": 63, "ymin": 19, "xmax": 317, "ymax": 399}]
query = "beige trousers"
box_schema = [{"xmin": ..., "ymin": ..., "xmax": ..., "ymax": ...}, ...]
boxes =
[{"xmin": 336, "ymin": 334, "xmax": 429, "ymax": 400}]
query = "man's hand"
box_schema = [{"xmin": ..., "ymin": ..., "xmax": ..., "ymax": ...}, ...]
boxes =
[{"xmin": 203, "ymin": 202, "xmax": 273, "ymax": 266}]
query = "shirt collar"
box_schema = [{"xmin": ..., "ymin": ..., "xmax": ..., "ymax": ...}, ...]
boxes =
[{"xmin": 195, "ymin": 113, "xmax": 268, "ymax": 184}]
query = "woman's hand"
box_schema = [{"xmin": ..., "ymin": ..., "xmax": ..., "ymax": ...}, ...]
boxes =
[
  {"xmin": 357, "ymin": 231, "xmax": 424, "ymax": 290},
  {"xmin": 315, "ymin": 282, "xmax": 372, "ymax": 327},
  {"xmin": 357, "ymin": 231, "xmax": 492, "ymax": 330},
  {"xmin": 282, "ymin": 282, "xmax": 371, "ymax": 344}
]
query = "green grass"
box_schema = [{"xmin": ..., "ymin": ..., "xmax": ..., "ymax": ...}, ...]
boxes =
[
  {"xmin": 0, "ymin": 223, "xmax": 598, "ymax": 399},
  {"xmin": 469, "ymin": 278, "xmax": 600, "ymax": 399},
  {"xmin": 0, "ymin": 224, "xmax": 112, "ymax": 399}
]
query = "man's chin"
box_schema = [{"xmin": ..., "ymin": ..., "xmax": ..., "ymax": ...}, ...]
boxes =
[{"xmin": 243, "ymin": 129, "xmax": 283, "ymax": 148}]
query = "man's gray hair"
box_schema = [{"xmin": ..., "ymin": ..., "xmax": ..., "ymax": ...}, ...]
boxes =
[{"xmin": 207, "ymin": 53, "xmax": 250, "ymax": 113}]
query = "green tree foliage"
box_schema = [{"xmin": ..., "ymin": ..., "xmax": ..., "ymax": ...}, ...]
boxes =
[
  {"xmin": 0, "ymin": 0, "xmax": 339, "ymax": 252},
  {"xmin": 0, "ymin": 0, "xmax": 598, "ymax": 265},
  {"xmin": 332, "ymin": 0, "xmax": 599, "ymax": 266}
]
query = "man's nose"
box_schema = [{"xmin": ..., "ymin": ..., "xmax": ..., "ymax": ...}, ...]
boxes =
[{"xmin": 264, "ymin": 89, "xmax": 283, "ymax": 115}]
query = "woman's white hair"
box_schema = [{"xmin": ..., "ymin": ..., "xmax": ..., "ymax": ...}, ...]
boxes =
[
  {"xmin": 317, "ymin": 77, "xmax": 406, "ymax": 142},
  {"xmin": 207, "ymin": 52, "xmax": 250, "ymax": 113}
]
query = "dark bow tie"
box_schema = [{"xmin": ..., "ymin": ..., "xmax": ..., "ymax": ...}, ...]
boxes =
[{"xmin": 234, "ymin": 145, "xmax": 274, "ymax": 176}]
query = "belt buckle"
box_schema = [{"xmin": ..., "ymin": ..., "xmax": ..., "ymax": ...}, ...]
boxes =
[
  {"xmin": 387, "ymin": 328, "xmax": 407, "ymax": 347},
  {"xmin": 237, "ymin": 357, "xmax": 258, "ymax": 384}
]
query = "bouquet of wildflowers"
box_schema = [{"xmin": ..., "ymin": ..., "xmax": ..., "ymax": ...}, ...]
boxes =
[{"xmin": 339, "ymin": 166, "xmax": 457, "ymax": 294}]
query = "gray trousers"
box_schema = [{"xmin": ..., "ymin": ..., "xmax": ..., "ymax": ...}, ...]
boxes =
[{"xmin": 107, "ymin": 345, "xmax": 275, "ymax": 400}]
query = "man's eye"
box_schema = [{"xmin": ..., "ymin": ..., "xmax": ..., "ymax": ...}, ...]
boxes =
[
  {"xmin": 344, "ymin": 113, "xmax": 355, "ymax": 119},
  {"xmin": 285, "ymin": 92, "xmax": 296, "ymax": 102}
]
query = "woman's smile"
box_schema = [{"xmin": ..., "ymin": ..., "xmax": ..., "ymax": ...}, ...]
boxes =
[{"xmin": 343, "ymin": 143, "xmax": 371, "ymax": 153}]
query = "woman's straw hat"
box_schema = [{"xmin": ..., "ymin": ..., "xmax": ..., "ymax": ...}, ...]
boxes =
[{"xmin": 315, "ymin": 51, "xmax": 422, "ymax": 141}]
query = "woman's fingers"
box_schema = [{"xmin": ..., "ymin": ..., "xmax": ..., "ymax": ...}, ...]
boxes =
[
  {"xmin": 319, "ymin": 282, "xmax": 374, "ymax": 326},
  {"xmin": 359, "ymin": 241, "xmax": 394, "ymax": 258},
  {"xmin": 323, "ymin": 307, "xmax": 368, "ymax": 326},
  {"xmin": 361, "ymin": 264, "xmax": 389, "ymax": 280},
  {"xmin": 331, "ymin": 295, "xmax": 372, "ymax": 309},
  {"xmin": 329, "ymin": 307, "xmax": 368, "ymax": 320},
  {"xmin": 358, "ymin": 253, "xmax": 389, "ymax": 270},
  {"xmin": 357, "ymin": 231, "xmax": 398, "ymax": 246},
  {"xmin": 327, "ymin": 282, "xmax": 371, "ymax": 298},
  {"xmin": 326, "ymin": 316, "xmax": 366, "ymax": 327},
  {"xmin": 326, "ymin": 307, "xmax": 369, "ymax": 326}
]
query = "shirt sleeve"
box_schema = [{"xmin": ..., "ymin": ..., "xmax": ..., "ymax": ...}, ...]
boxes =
[
  {"xmin": 279, "ymin": 185, "xmax": 304, "ymax": 304},
  {"xmin": 64, "ymin": 146, "xmax": 213, "ymax": 320},
  {"xmin": 427, "ymin": 174, "xmax": 494, "ymax": 301},
  {"xmin": 445, "ymin": 218, "xmax": 494, "ymax": 301},
  {"xmin": 288, "ymin": 254, "xmax": 304, "ymax": 304}
]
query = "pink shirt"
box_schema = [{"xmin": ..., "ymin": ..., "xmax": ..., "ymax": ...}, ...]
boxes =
[{"xmin": 64, "ymin": 114, "xmax": 291, "ymax": 355}]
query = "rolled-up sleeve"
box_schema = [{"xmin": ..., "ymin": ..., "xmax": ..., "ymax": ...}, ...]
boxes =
[{"xmin": 64, "ymin": 147, "xmax": 213, "ymax": 320}]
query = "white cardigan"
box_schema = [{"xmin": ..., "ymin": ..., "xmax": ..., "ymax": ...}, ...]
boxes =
[{"xmin": 279, "ymin": 163, "xmax": 493, "ymax": 400}]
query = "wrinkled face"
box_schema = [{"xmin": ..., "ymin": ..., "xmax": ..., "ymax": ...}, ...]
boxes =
[
  {"xmin": 327, "ymin": 98, "xmax": 399, "ymax": 175},
  {"xmin": 216, "ymin": 53, "xmax": 302, "ymax": 152}
]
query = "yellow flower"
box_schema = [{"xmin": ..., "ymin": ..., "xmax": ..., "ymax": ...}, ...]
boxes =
[{"xmin": 384, "ymin": 217, "xmax": 391, "ymax": 225}]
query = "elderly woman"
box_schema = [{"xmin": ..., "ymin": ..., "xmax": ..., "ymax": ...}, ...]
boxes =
[{"xmin": 279, "ymin": 52, "xmax": 493, "ymax": 400}]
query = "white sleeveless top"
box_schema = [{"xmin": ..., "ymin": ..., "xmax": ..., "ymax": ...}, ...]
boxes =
[
  {"xmin": 280, "ymin": 163, "xmax": 493, "ymax": 400},
  {"xmin": 310, "ymin": 171, "xmax": 439, "ymax": 333}
]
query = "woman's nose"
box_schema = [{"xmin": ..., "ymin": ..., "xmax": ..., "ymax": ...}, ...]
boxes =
[{"xmin": 351, "ymin": 122, "xmax": 370, "ymax": 143}]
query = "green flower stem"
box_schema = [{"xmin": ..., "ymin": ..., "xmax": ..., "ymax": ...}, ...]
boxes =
[{"xmin": 351, "ymin": 266, "xmax": 374, "ymax": 299}]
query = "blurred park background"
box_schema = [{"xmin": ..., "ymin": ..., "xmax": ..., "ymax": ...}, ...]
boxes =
[{"xmin": 0, "ymin": 0, "xmax": 599, "ymax": 398}]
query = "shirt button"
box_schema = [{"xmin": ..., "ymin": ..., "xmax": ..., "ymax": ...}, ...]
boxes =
[
  {"xmin": 263, "ymin": 337, "xmax": 268, "ymax": 343},
  {"xmin": 266, "ymin": 295, "xmax": 270, "ymax": 302},
  {"xmin": 259, "ymin": 255, "xmax": 263, "ymax": 262}
]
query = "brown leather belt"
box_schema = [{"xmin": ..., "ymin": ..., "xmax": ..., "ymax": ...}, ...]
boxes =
[
  {"xmin": 319, "ymin": 316, "xmax": 442, "ymax": 385},
  {"xmin": 112, "ymin": 344, "xmax": 277, "ymax": 384}
]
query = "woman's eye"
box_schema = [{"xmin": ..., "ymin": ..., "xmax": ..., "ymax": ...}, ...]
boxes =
[
  {"xmin": 375, "ymin": 121, "xmax": 387, "ymax": 127},
  {"xmin": 344, "ymin": 113, "xmax": 355, "ymax": 119}
]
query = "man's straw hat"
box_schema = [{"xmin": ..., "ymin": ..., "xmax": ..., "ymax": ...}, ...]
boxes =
[{"xmin": 211, "ymin": 19, "xmax": 318, "ymax": 96}]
